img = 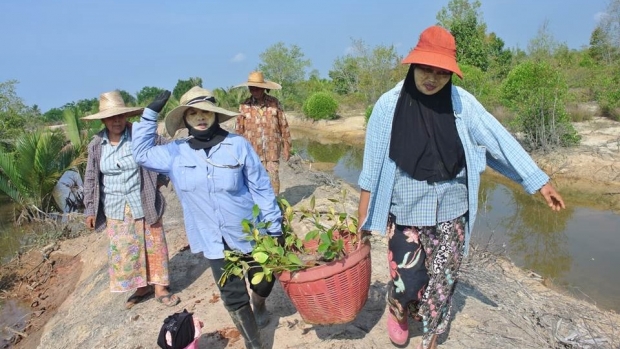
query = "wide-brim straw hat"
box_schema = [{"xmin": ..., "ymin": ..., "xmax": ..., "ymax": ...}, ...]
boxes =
[
  {"xmin": 165, "ymin": 86, "xmax": 239, "ymax": 137},
  {"xmin": 233, "ymin": 71, "xmax": 282, "ymax": 90},
  {"xmin": 81, "ymin": 91, "xmax": 144, "ymax": 120},
  {"xmin": 402, "ymin": 25, "xmax": 463, "ymax": 79}
]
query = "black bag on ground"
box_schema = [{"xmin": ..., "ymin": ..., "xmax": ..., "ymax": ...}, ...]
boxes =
[{"xmin": 157, "ymin": 309, "xmax": 195, "ymax": 349}]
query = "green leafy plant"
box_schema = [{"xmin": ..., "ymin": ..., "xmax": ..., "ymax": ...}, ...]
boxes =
[
  {"xmin": 302, "ymin": 92, "xmax": 339, "ymax": 120},
  {"xmin": 501, "ymin": 60, "xmax": 580, "ymax": 151},
  {"xmin": 364, "ymin": 104, "xmax": 373, "ymax": 126},
  {"xmin": 219, "ymin": 190, "xmax": 358, "ymax": 286}
]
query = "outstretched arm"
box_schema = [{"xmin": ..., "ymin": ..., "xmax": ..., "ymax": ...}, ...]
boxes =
[{"xmin": 539, "ymin": 182, "xmax": 565, "ymax": 211}]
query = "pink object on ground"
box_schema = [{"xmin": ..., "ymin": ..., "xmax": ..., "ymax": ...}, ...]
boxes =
[
  {"xmin": 387, "ymin": 312, "xmax": 409, "ymax": 346},
  {"xmin": 183, "ymin": 337, "xmax": 199, "ymax": 349}
]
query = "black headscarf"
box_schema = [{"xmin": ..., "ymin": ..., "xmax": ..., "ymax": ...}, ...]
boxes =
[
  {"xmin": 388, "ymin": 65, "xmax": 465, "ymax": 183},
  {"xmin": 184, "ymin": 115, "xmax": 229, "ymax": 153}
]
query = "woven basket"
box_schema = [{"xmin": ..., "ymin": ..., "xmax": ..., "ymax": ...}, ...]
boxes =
[{"xmin": 277, "ymin": 238, "xmax": 372, "ymax": 325}]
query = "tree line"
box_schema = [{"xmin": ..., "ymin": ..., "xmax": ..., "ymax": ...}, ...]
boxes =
[{"xmin": 1, "ymin": 0, "xmax": 620, "ymax": 220}]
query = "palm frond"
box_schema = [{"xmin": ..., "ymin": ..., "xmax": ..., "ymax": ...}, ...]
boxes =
[
  {"xmin": 63, "ymin": 107, "xmax": 83, "ymax": 149},
  {"xmin": 0, "ymin": 151, "xmax": 23, "ymax": 204}
]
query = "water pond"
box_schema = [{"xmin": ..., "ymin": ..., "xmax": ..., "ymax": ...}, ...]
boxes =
[{"xmin": 293, "ymin": 138, "xmax": 620, "ymax": 313}]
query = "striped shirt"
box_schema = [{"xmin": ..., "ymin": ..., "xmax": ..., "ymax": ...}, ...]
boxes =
[
  {"xmin": 359, "ymin": 81, "xmax": 550, "ymax": 254},
  {"xmin": 100, "ymin": 128, "xmax": 144, "ymax": 220},
  {"xmin": 391, "ymin": 167, "xmax": 468, "ymax": 226}
]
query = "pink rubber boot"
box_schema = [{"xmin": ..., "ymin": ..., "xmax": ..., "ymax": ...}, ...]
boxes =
[{"xmin": 387, "ymin": 310, "xmax": 409, "ymax": 346}]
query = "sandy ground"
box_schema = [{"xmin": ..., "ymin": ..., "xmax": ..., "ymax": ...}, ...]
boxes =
[{"xmin": 2, "ymin": 114, "xmax": 620, "ymax": 349}]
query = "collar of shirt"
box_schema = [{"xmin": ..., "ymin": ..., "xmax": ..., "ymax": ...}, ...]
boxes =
[
  {"xmin": 249, "ymin": 96, "xmax": 267, "ymax": 108},
  {"xmin": 101, "ymin": 127, "xmax": 130, "ymax": 145}
]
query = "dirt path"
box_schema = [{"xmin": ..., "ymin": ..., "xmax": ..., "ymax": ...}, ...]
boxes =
[{"xmin": 2, "ymin": 115, "xmax": 620, "ymax": 349}]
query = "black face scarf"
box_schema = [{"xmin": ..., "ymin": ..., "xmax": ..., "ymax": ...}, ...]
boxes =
[
  {"xmin": 388, "ymin": 65, "xmax": 465, "ymax": 183},
  {"xmin": 183, "ymin": 115, "xmax": 229, "ymax": 152}
]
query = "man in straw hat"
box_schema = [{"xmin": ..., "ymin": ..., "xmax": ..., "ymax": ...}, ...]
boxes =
[
  {"xmin": 233, "ymin": 71, "xmax": 292, "ymax": 195},
  {"xmin": 132, "ymin": 87, "xmax": 284, "ymax": 349},
  {"xmin": 357, "ymin": 26, "xmax": 565, "ymax": 349},
  {"xmin": 82, "ymin": 90, "xmax": 180, "ymax": 309}
]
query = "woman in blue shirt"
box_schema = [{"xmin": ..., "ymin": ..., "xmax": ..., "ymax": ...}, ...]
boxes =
[
  {"xmin": 132, "ymin": 86, "xmax": 282, "ymax": 349},
  {"xmin": 357, "ymin": 26, "xmax": 565, "ymax": 349}
]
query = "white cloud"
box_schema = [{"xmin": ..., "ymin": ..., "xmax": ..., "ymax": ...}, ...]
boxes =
[{"xmin": 231, "ymin": 53, "xmax": 245, "ymax": 62}]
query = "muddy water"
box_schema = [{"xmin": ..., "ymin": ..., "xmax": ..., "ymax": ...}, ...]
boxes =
[{"xmin": 292, "ymin": 139, "xmax": 620, "ymax": 313}]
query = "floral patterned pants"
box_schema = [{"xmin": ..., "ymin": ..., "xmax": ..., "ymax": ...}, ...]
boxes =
[
  {"xmin": 386, "ymin": 214, "xmax": 466, "ymax": 347},
  {"xmin": 262, "ymin": 160, "xmax": 280, "ymax": 195},
  {"xmin": 106, "ymin": 209, "xmax": 170, "ymax": 293}
]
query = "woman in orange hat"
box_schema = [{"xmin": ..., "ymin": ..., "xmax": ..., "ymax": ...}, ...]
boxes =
[{"xmin": 357, "ymin": 26, "xmax": 565, "ymax": 349}]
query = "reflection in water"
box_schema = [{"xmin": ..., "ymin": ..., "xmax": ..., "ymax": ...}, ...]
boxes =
[
  {"xmin": 293, "ymin": 139, "xmax": 364, "ymax": 185},
  {"xmin": 479, "ymin": 175, "xmax": 574, "ymax": 280},
  {"xmin": 0, "ymin": 299, "xmax": 29, "ymax": 347},
  {"xmin": 0, "ymin": 195, "xmax": 22, "ymax": 264},
  {"xmin": 291, "ymin": 139, "xmax": 620, "ymax": 313}
]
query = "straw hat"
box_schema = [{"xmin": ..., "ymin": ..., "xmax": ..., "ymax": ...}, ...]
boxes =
[
  {"xmin": 164, "ymin": 86, "xmax": 239, "ymax": 137},
  {"xmin": 402, "ymin": 25, "xmax": 463, "ymax": 79},
  {"xmin": 233, "ymin": 71, "xmax": 282, "ymax": 90},
  {"xmin": 81, "ymin": 90, "xmax": 144, "ymax": 120}
]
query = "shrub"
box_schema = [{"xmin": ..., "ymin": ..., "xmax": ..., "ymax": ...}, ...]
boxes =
[
  {"xmin": 364, "ymin": 104, "xmax": 373, "ymax": 125},
  {"xmin": 501, "ymin": 61, "xmax": 580, "ymax": 151},
  {"xmin": 595, "ymin": 65, "xmax": 620, "ymax": 121},
  {"xmin": 302, "ymin": 92, "xmax": 338, "ymax": 121},
  {"xmin": 453, "ymin": 64, "xmax": 493, "ymax": 105}
]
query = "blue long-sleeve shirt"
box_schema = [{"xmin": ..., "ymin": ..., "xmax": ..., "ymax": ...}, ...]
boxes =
[
  {"xmin": 132, "ymin": 109, "xmax": 282, "ymax": 259},
  {"xmin": 359, "ymin": 81, "xmax": 550, "ymax": 254}
]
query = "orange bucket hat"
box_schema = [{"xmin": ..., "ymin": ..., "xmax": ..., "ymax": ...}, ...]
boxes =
[{"xmin": 402, "ymin": 25, "xmax": 463, "ymax": 79}]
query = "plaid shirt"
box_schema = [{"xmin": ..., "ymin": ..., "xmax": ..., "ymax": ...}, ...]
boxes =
[
  {"xmin": 359, "ymin": 81, "xmax": 550, "ymax": 254},
  {"xmin": 83, "ymin": 124, "xmax": 168, "ymax": 233},
  {"xmin": 99, "ymin": 128, "xmax": 143, "ymax": 220},
  {"xmin": 236, "ymin": 94, "xmax": 292, "ymax": 162}
]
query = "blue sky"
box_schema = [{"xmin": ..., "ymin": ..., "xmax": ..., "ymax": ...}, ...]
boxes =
[{"xmin": 0, "ymin": 0, "xmax": 610, "ymax": 112}]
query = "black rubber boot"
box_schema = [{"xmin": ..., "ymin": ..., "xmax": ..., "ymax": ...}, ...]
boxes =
[
  {"xmin": 229, "ymin": 304, "xmax": 263, "ymax": 349},
  {"xmin": 251, "ymin": 292, "xmax": 270, "ymax": 328}
]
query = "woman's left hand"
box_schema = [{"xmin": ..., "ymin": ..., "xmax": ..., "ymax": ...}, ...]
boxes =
[
  {"xmin": 539, "ymin": 182, "xmax": 565, "ymax": 211},
  {"xmin": 147, "ymin": 90, "xmax": 171, "ymax": 113}
]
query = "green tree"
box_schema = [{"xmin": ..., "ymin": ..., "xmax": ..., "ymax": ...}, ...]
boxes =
[
  {"xmin": 437, "ymin": 0, "xmax": 489, "ymax": 71},
  {"xmin": 452, "ymin": 64, "xmax": 494, "ymax": 105},
  {"xmin": 589, "ymin": 26, "xmax": 616, "ymax": 64},
  {"xmin": 0, "ymin": 80, "xmax": 38, "ymax": 151},
  {"xmin": 258, "ymin": 42, "xmax": 312, "ymax": 108},
  {"xmin": 136, "ymin": 86, "xmax": 165, "ymax": 106},
  {"xmin": 598, "ymin": 0, "xmax": 620, "ymax": 50},
  {"xmin": 486, "ymin": 33, "xmax": 513, "ymax": 79},
  {"xmin": 118, "ymin": 89, "xmax": 137, "ymax": 106},
  {"xmin": 501, "ymin": 61, "xmax": 579, "ymax": 151},
  {"xmin": 64, "ymin": 97, "xmax": 99, "ymax": 117},
  {"xmin": 42, "ymin": 108, "xmax": 65, "ymax": 123},
  {"xmin": 173, "ymin": 77, "xmax": 203, "ymax": 102},
  {"xmin": 329, "ymin": 39, "xmax": 402, "ymax": 105},
  {"xmin": 329, "ymin": 56, "xmax": 361, "ymax": 95},
  {"xmin": 527, "ymin": 20, "xmax": 560, "ymax": 61}
]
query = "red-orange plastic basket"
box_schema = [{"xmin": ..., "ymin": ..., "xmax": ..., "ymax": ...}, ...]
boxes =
[{"xmin": 277, "ymin": 239, "xmax": 371, "ymax": 325}]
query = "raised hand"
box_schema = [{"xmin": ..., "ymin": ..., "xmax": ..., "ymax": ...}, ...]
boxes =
[{"xmin": 147, "ymin": 90, "xmax": 171, "ymax": 113}]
